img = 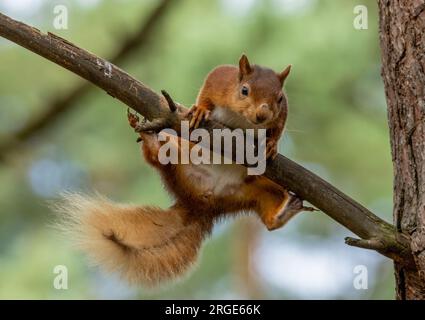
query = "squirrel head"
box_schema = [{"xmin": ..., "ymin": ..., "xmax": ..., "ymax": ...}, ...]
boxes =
[{"xmin": 235, "ymin": 54, "xmax": 291, "ymax": 127}]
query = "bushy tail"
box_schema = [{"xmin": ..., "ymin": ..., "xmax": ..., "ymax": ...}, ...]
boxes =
[{"xmin": 53, "ymin": 193, "xmax": 213, "ymax": 287}]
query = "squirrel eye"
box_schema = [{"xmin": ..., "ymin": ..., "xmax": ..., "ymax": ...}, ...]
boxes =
[
  {"xmin": 241, "ymin": 86, "xmax": 249, "ymax": 96},
  {"xmin": 278, "ymin": 95, "xmax": 283, "ymax": 103}
]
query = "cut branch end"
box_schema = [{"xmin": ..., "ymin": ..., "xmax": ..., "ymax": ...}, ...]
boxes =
[{"xmin": 345, "ymin": 237, "xmax": 386, "ymax": 251}]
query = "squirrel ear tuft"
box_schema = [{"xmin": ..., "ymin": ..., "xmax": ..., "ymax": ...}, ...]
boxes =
[
  {"xmin": 239, "ymin": 54, "xmax": 252, "ymax": 78},
  {"xmin": 278, "ymin": 65, "xmax": 292, "ymax": 86}
]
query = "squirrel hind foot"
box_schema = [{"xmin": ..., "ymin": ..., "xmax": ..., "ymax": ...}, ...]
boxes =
[{"xmin": 265, "ymin": 194, "xmax": 306, "ymax": 231}]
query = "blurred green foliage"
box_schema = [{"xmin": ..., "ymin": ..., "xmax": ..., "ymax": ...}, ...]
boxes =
[{"xmin": 0, "ymin": 0, "xmax": 395, "ymax": 299}]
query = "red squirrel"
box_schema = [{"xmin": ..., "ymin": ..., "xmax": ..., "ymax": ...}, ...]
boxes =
[
  {"xmin": 56, "ymin": 55, "xmax": 313, "ymax": 286},
  {"xmin": 190, "ymin": 54, "xmax": 291, "ymax": 159}
]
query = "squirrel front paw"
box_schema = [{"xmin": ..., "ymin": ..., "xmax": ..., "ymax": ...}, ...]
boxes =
[{"xmin": 189, "ymin": 104, "xmax": 211, "ymax": 129}]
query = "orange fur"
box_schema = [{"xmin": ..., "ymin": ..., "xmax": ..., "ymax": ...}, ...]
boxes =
[{"xmin": 54, "ymin": 193, "xmax": 212, "ymax": 286}]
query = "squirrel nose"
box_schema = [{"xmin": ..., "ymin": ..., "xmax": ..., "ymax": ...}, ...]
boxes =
[
  {"xmin": 255, "ymin": 104, "xmax": 271, "ymax": 123},
  {"xmin": 256, "ymin": 113, "xmax": 267, "ymax": 123}
]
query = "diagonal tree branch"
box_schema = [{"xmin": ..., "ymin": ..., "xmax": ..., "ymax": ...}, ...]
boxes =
[
  {"xmin": 0, "ymin": 12, "xmax": 416, "ymax": 268},
  {"xmin": 0, "ymin": 0, "xmax": 173, "ymax": 159}
]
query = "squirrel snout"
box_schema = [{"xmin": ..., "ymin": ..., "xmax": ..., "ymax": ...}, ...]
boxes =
[
  {"xmin": 256, "ymin": 113, "xmax": 268, "ymax": 123},
  {"xmin": 255, "ymin": 104, "xmax": 272, "ymax": 124}
]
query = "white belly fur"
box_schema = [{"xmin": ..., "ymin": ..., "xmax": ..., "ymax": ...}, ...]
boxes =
[
  {"xmin": 166, "ymin": 107, "xmax": 251, "ymax": 197},
  {"xmin": 182, "ymin": 163, "xmax": 247, "ymax": 197}
]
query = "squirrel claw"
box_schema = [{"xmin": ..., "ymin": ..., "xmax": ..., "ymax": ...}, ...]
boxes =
[
  {"xmin": 266, "ymin": 139, "xmax": 278, "ymax": 160},
  {"xmin": 283, "ymin": 195, "xmax": 318, "ymax": 216},
  {"xmin": 135, "ymin": 118, "xmax": 168, "ymax": 133},
  {"xmin": 189, "ymin": 105, "xmax": 210, "ymax": 129},
  {"xmin": 266, "ymin": 194, "xmax": 318, "ymax": 231},
  {"xmin": 127, "ymin": 109, "xmax": 141, "ymax": 129}
]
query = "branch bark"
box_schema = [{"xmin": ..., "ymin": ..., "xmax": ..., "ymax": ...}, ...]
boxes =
[
  {"xmin": 0, "ymin": 0, "xmax": 173, "ymax": 159},
  {"xmin": 0, "ymin": 12, "xmax": 415, "ymax": 267}
]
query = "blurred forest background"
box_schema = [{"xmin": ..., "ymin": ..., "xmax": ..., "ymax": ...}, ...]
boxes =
[{"xmin": 0, "ymin": 0, "xmax": 395, "ymax": 299}]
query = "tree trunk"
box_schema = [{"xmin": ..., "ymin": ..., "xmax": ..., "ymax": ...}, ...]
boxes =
[{"xmin": 378, "ymin": 0, "xmax": 425, "ymax": 299}]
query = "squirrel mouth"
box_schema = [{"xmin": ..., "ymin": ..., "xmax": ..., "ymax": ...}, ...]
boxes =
[{"xmin": 251, "ymin": 118, "xmax": 271, "ymax": 127}]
